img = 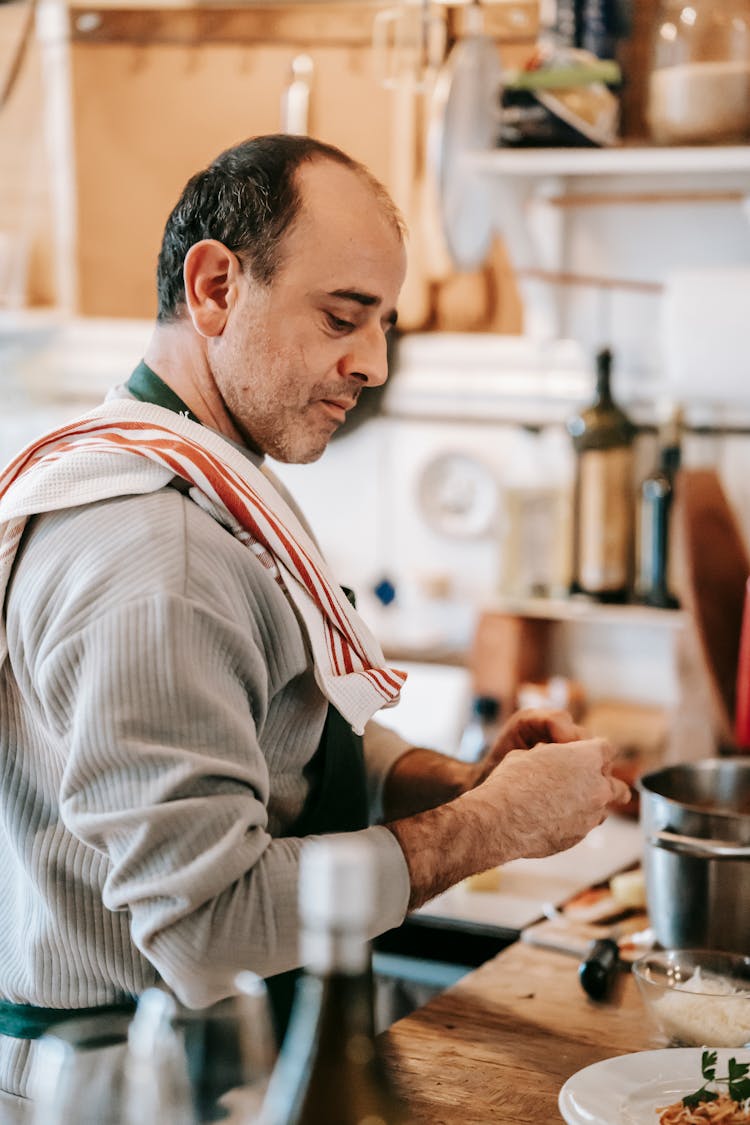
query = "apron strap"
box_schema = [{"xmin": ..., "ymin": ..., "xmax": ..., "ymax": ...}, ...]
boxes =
[
  {"xmin": 265, "ymin": 688, "xmax": 369, "ymax": 1043},
  {"xmin": 0, "ymin": 999, "xmax": 136, "ymax": 1040}
]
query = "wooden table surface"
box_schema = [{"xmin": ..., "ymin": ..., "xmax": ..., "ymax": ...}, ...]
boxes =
[{"xmin": 381, "ymin": 940, "xmax": 661, "ymax": 1124}]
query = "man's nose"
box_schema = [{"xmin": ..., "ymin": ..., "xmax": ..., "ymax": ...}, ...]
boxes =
[{"xmin": 339, "ymin": 325, "xmax": 389, "ymax": 388}]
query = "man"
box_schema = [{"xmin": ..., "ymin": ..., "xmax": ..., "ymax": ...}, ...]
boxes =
[{"xmin": 0, "ymin": 135, "xmax": 628, "ymax": 1111}]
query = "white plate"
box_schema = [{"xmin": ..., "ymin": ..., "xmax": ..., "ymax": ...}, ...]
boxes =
[{"xmin": 559, "ymin": 1047, "xmax": 750, "ymax": 1125}]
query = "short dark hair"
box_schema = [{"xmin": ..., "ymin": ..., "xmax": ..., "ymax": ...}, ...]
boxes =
[{"xmin": 156, "ymin": 134, "xmax": 403, "ymax": 322}]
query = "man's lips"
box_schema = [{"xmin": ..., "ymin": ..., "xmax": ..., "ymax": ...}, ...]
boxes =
[{"xmin": 318, "ymin": 398, "xmax": 357, "ymax": 423}]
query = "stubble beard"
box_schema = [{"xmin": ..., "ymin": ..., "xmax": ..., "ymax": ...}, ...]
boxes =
[
  {"xmin": 211, "ymin": 327, "xmax": 343, "ymax": 462},
  {"xmin": 218, "ymin": 369, "xmax": 336, "ymax": 464}
]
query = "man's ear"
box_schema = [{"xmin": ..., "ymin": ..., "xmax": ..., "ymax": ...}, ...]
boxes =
[{"xmin": 183, "ymin": 240, "xmax": 243, "ymax": 337}]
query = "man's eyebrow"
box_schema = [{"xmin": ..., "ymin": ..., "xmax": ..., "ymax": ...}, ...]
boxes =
[{"xmin": 328, "ymin": 289, "xmax": 398, "ymax": 326}]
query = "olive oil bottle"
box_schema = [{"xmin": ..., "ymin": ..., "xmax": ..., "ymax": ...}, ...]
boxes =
[
  {"xmin": 568, "ymin": 347, "xmax": 636, "ymax": 602},
  {"xmin": 260, "ymin": 838, "xmax": 414, "ymax": 1125}
]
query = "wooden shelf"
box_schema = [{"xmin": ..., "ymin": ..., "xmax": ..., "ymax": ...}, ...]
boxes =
[
  {"xmin": 482, "ymin": 595, "xmax": 687, "ymax": 629},
  {"xmin": 468, "ymin": 144, "xmax": 750, "ymax": 179},
  {"xmin": 463, "ymin": 144, "xmax": 750, "ymax": 340}
]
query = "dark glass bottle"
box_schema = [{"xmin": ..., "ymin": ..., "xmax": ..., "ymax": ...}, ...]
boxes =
[
  {"xmin": 554, "ymin": 0, "xmax": 630, "ymax": 55},
  {"xmin": 554, "ymin": 0, "xmax": 585, "ymax": 46},
  {"xmin": 635, "ymin": 407, "xmax": 683, "ymax": 609},
  {"xmin": 260, "ymin": 839, "xmax": 414, "ymax": 1125},
  {"xmin": 581, "ymin": 0, "xmax": 631, "ymax": 59},
  {"xmin": 567, "ymin": 348, "xmax": 637, "ymax": 603}
]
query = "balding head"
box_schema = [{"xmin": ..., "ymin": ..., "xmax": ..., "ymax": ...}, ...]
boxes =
[{"xmin": 156, "ymin": 134, "xmax": 404, "ymax": 322}]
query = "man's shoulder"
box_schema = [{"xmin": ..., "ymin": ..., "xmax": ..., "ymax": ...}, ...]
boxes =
[
  {"xmin": 22, "ymin": 486, "xmax": 212, "ymax": 552},
  {"xmin": 12, "ymin": 485, "xmax": 290, "ymax": 620},
  {"xmin": 13, "ymin": 488, "xmax": 240, "ymax": 599}
]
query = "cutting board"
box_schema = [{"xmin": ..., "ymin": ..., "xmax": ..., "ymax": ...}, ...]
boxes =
[
  {"xmin": 674, "ymin": 468, "xmax": 750, "ymax": 748},
  {"xmin": 416, "ymin": 815, "xmax": 643, "ymax": 933}
]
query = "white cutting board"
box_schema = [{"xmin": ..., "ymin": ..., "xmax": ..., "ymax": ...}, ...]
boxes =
[{"xmin": 416, "ymin": 814, "xmax": 643, "ymax": 932}]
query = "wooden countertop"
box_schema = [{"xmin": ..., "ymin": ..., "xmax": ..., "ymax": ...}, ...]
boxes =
[{"xmin": 381, "ymin": 940, "xmax": 660, "ymax": 1124}]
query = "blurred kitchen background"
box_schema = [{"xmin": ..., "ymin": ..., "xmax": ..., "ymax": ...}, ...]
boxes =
[{"xmin": 3, "ymin": 0, "xmax": 750, "ymax": 1011}]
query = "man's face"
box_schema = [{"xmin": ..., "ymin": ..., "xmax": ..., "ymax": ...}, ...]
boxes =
[{"xmin": 208, "ymin": 160, "xmax": 407, "ymax": 463}]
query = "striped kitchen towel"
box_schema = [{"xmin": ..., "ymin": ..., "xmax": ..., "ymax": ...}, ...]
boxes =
[{"xmin": 0, "ymin": 398, "xmax": 405, "ymax": 733}]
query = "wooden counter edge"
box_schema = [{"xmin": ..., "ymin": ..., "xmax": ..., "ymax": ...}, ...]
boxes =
[{"xmin": 379, "ymin": 940, "xmax": 660, "ymax": 1125}]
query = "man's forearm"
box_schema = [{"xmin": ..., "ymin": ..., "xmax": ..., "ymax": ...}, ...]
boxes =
[
  {"xmin": 385, "ymin": 739, "xmax": 632, "ymax": 911},
  {"xmin": 381, "ymin": 747, "xmax": 473, "ymax": 821},
  {"xmin": 380, "ymin": 705, "xmax": 587, "ymax": 822},
  {"xmin": 385, "ymin": 787, "xmax": 501, "ymax": 909}
]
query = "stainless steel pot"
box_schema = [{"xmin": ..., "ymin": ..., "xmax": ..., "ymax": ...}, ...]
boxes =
[{"xmin": 639, "ymin": 758, "xmax": 750, "ymax": 953}]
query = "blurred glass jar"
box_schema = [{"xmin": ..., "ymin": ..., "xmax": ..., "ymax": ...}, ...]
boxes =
[{"xmin": 646, "ymin": 0, "xmax": 750, "ymax": 144}]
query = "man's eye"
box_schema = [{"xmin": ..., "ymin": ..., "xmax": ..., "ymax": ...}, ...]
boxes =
[{"xmin": 327, "ymin": 313, "xmax": 354, "ymax": 332}]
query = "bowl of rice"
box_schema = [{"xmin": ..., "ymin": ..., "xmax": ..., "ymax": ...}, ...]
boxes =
[{"xmin": 633, "ymin": 950, "xmax": 750, "ymax": 1048}]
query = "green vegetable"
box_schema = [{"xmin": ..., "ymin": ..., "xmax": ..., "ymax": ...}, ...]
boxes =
[
  {"xmin": 682, "ymin": 1049, "xmax": 750, "ymax": 1108},
  {"xmin": 504, "ymin": 60, "xmax": 622, "ymax": 91},
  {"xmin": 728, "ymin": 1057, "xmax": 750, "ymax": 1103},
  {"xmin": 681, "ymin": 1087, "xmax": 718, "ymax": 1110}
]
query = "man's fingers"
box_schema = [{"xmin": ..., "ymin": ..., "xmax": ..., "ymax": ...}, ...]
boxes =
[
  {"xmin": 548, "ymin": 735, "xmax": 619, "ymax": 766},
  {"xmin": 552, "ymin": 737, "xmax": 629, "ymax": 802},
  {"xmin": 511, "ymin": 708, "xmax": 584, "ymax": 749},
  {"xmin": 545, "ymin": 714, "xmax": 586, "ymax": 744},
  {"xmin": 608, "ymin": 776, "xmax": 633, "ymax": 805},
  {"xmin": 591, "ymin": 736, "xmax": 619, "ymax": 767}
]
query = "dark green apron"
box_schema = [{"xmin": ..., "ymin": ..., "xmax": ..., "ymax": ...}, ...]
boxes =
[
  {"xmin": 0, "ymin": 363, "xmax": 369, "ymax": 1047},
  {"xmin": 265, "ymin": 703, "xmax": 368, "ymax": 1043}
]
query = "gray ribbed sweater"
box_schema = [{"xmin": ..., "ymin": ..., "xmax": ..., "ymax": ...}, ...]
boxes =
[{"xmin": 0, "ymin": 464, "xmax": 410, "ymax": 1101}]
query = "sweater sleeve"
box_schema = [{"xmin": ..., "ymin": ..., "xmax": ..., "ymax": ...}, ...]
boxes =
[
  {"xmin": 47, "ymin": 592, "xmax": 409, "ymax": 1008},
  {"xmin": 362, "ymin": 719, "xmax": 412, "ymax": 822}
]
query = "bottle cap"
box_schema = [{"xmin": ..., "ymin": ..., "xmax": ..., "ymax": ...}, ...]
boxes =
[
  {"xmin": 128, "ymin": 988, "xmax": 179, "ymax": 1059},
  {"xmin": 299, "ymin": 837, "xmax": 376, "ymax": 930},
  {"xmin": 596, "ymin": 346, "xmax": 613, "ymax": 371},
  {"xmin": 473, "ymin": 695, "xmax": 500, "ymax": 721},
  {"xmin": 660, "ymin": 403, "xmax": 684, "ymax": 446}
]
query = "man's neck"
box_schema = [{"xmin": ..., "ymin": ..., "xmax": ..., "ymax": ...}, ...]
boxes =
[{"xmin": 143, "ymin": 322, "xmax": 247, "ymax": 447}]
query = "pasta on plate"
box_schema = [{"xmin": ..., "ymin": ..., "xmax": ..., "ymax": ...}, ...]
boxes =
[{"xmin": 658, "ymin": 1093, "xmax": 750, "ymax": 1123}]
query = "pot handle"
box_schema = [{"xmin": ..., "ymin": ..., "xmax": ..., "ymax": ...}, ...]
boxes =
[{"xmin": 649, "ymin": 830, "xmax": 750, "ymax": 860}]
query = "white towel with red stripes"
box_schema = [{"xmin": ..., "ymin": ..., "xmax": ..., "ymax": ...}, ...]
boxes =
[{"xmin": 0, "ymin": 398, "xmax": 406, "ymax": 733}]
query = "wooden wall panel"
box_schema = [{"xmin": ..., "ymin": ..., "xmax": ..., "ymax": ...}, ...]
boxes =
[
  {"xmin": 0, "ymin": 1, "xmax": 537, "ymax": 321},
  {"xmin": 64, "ymin": 1, "xmax": 537, "ymax": 326},
  {"xmin": 0, "ymin": 2, "xmax": 55, "ymax": 307},
  {"xmin": 71, "ymin": 34, "xmax": 396, "ymax": 317}
]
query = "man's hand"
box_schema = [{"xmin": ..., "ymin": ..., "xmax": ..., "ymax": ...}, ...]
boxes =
[
  {"xmin": 387, "ymin": 736, "xmax": 631, "ymax": 910},
  {"xmin": 467, "ymin": 707, "xmax": 585, "ymax": 788},
  {"xmin": 381, "ymin": 707, "xmax": 588, "ymax": 820},
  {"xmin": 470, "ymin": 737, "xmax": 631, "ymax": 860}
]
